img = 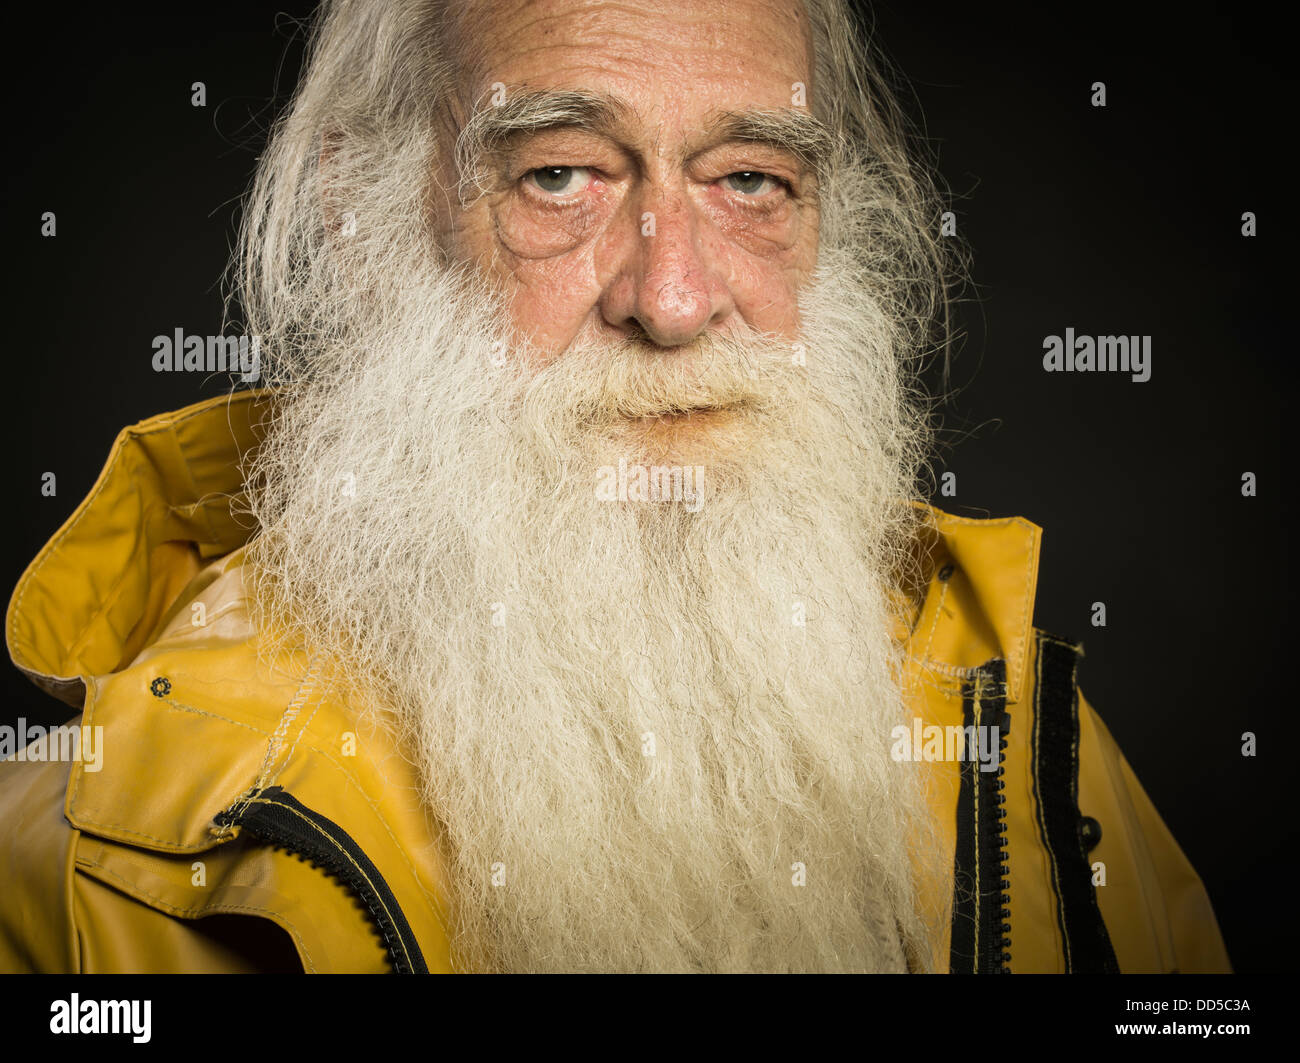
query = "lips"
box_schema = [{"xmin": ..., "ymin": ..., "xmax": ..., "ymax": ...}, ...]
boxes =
[{"xmin": 629, "ymin": 401, "xmax": 748, "ymax": 419}]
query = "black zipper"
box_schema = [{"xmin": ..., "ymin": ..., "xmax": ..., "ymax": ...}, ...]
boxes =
[
  {"xmin": 214, "ymin": 786, "xmax": 429, "ymax": 974},
  {"xmin": 974, "ymin": 666, "xmax": 1011, "ymax": 973},
  {"xmin": 1030, "ymin": 632, "xmax": 1120, "ymax": 972},
  {"xmin": 949, "ymin": 659, "xmax": 1011, "ymax": 973}
]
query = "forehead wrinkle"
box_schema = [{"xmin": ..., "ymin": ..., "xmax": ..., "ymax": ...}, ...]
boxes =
[
  {"xmin": 448, "ymin": 0, "xmax": 815, "ymax": 120},
  {"xmin": 452, "ymin": 1, "xmax": 725, "ymax": 96}
]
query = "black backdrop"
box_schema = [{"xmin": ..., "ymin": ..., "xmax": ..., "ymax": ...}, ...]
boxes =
[{"xmin": 2, "ymin": 1, "xmax": 1287, "ymax": 971}]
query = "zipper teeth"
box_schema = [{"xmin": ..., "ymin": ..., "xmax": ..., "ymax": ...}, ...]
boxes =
[
  {"xmin": 255, "ymin": 814, "xmax": 412, "ymax": 972},
  {"xmin": 974, "ymin": 669, "xmax": 1011, "ymax": 974},
  {"xmin": 993, "ymin": 708, "xmax": 1010, "ymax": 973},
  {"xmin": 214, "ymin": 787, "xmax": 426, "ymax": 974}
]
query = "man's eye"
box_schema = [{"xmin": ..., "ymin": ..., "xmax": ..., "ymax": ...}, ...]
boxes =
[
  {"xmin": 524, "ymin": 166, "xmax": 592, "ymax": 196},
  {"xmin": 723, "ymin": 171, "xmax": 782, "ymax": 196}
]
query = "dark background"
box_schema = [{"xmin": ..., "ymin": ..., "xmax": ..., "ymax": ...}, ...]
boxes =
[{"xmin": 2, "ymin": 2, "xmax": 1287, "ymax": 970}]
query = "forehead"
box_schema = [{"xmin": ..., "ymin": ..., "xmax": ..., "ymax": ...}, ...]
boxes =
[{"xmin": 451, "ymin": 0, "xmax": 814, "ymax": 115}]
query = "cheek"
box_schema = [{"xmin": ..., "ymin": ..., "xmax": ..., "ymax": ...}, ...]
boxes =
[
  {"xmin": 730, "ymin": 263, "xmax": 806, "ymax": 338},
  {"xmin": 486, "ymin": 191, "xmax": 621, "ymax": 357},
  {"xmin": 697, "ymin": 225, "xmax": 810, "ymax": 339},
  {"xmin": 454, "ymin": 200, "xmax": 606, "ymax": 356},
  {"xmin": 505, "ymin": 257, "xmax": 604, "ymax": 357},
  {"xmin": 694, "ymin": 190, "xmax": 815, "ymax": 337}
]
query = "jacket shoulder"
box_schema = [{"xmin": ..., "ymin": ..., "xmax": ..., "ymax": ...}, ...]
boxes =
[{"xmin": 3, "ymin": 552, "xmax": 455, "ymax": 972}]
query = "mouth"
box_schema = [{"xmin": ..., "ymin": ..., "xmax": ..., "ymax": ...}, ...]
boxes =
[
  {"xmin": 614, "ymin": 404, "xmax": 754, "ymax": 465},
  {"xmin": 625, "ymin": 401, "xmax": 749, "ymax": 423}
]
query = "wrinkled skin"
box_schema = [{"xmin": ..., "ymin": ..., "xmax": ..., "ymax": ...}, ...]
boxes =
[{"xmin": 432, "ymin": 0, "xmax": 821, "ymax": 403}]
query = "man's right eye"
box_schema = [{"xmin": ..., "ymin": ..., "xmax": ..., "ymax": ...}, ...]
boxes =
[{"xmin": 524, "ymin": 166, "xmax": 593, "ymax": 196}]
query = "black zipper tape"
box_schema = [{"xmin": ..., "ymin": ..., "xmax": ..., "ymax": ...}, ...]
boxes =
[
  {"xmin": 1031, "ymin": 632, "xmax": 1119, "ymax": 973},
  {"xmin": 215, "ymin": 786, "xmax": 429, "ymax": 974},
  {"xmin": 948, "ymin": 659, "xmax": 1011, "ymax": 974}
]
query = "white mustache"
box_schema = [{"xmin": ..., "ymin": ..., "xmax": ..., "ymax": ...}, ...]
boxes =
[{"xmin": 520, "ymin": 332, "xmax": 786, "ymax": 426}]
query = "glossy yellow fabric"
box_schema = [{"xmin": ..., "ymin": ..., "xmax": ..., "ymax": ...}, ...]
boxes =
[{"xmin": 0, "ymin": 392, "xmax": 1230, "ymax": 972}]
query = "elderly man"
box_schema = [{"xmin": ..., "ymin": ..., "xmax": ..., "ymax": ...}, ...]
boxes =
[{"xmin": 0, "ymin": 0, "xmax": 1228, "ymax": 973}]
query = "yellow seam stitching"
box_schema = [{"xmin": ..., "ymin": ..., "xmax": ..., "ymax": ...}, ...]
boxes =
[
  {"xmin": 160, "ymin": 697, "xmax": 271, "ymax": 736},
  {"xmin": 266, "ymin": 673, "xmax": 334, "ymax": 790},
  {"xmin": 74, "ymin": 856, "xmax": 319, "ymax": 973},
  {"xmin": 69, "ymin": 694, "xmax": 271, "ymax": 848},
  {"xmin": 74, "ymin": 679, "xmax": 447, "ymax": 933},
  {"xmin": 282, "ymin": 743, "xmax": 452, "ymax": 934},
  {"xmin": 253, "ymin": 659, "xmax": 321, "ymax": 789},
  {"xmin": 915, "ymin": 578, "xmax": 949, "ymax": 668},
  {"xmin": 907, "ymin": 656, "xmax": 982, "ymax": 679},
  {"xmin": 1011, "ymin": 522, "xmax": 1038, "ymax": 698},
  {"xmin": 249, "ymin": 797, "xmax": 413, "ymax": 972}
]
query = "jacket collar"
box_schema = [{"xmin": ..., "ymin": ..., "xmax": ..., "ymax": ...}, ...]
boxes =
[
  {"xmin": 902, "ymin": 504, "xmax": 1042, "ymax": 705},
  {"xmin": 7, "ymin": 391, "xmax": 1042, "ymax": 707},
  {"xmin": 6, "ymin": 391, "xmax": 273, "ymax": 707}
]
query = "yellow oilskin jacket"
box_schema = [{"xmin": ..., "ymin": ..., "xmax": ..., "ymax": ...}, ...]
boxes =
[{"xmin": 0, "ymin": 392, "xmax": 1231, "ymax": 974}]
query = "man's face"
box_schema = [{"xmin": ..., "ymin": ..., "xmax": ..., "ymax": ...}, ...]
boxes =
[{"xmin": 437, "ymin": 0, "xmax": 820, "ymax": 374}]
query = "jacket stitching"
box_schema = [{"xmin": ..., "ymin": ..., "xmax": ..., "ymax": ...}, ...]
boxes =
[
  {"xmin": 909, "ymin": 658, "xmax": 983, "ymax": 679},
  {"xmin": 67, "ymin": 717, "xmax": 450, "ymax": 956},
  {"xmin": 209, "ymin": 657, "xmax": 324, "ymax": 836},
  {"xmin": 234, "ymin": 677, "xmax": 452, "ymax": 931},
  {"xmin": 275, "ymin": 740, "xmax": 454, "ymax": 936},
  {"xmin": 266, "ymin": 673, "xmax": 334, "ymax": 791},
  {"xmin": 251, "ymin": 660, "xmax": 321, "ymax": 791},
  {"xmin": 69, "ymin": 696, "xmax": 273, "ymax": 850},
  {"xmin": 246, "ymin": 796, "xmax": 412, "ymax": 973},
  {"xmin": 919, "ymin": 515, "xmax": 1037, "ymax": 701},
  {"xmin": 1012, "ymin": 521, "xmax": 1037, "ymax": 700},
  {"xmin": 160, "ymin": 696, "xmax": 272, "ymax": 737},
  {"xmin": 77, "ymin": 681, "xmax": 450, "ymax": 932},
  {"xmin": 305, "ymin": 744, "xmax": 454, "ymax": 937},
  {"xmin": 74, "ymin": 855, "xmax": 319, "ymax": 973}
]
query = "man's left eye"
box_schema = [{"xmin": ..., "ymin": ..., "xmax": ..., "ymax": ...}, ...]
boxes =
[{"xmin": 722, "ymin": 171, "xmax": 782, "ymax": 195}]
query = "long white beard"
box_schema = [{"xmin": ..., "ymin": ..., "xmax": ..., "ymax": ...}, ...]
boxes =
[{"xmin": 246, "ymin": 240, "xmax": 940, "ymax": 972}]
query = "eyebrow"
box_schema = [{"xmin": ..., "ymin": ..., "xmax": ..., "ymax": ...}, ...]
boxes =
[
  {"xmin": 454, "ymin": 89, "xmax": 630, "ymax": 201},
  {"xmin": 696, "ymin": 109, "xmax": 841, "ymax": 179},
  {"xmin": 454, "ymin": 88, "xmax": 840, "ymax": 202}
]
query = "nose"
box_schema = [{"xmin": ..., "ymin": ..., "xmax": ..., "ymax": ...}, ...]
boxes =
[{"xmin": 598, "ymin": 186, "xmax": 734, "ymax": 348}]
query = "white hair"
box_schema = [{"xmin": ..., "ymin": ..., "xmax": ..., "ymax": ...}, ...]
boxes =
[{"xmin": 232, "ymin": 0, "xmax": 956, "ymax": 973}]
